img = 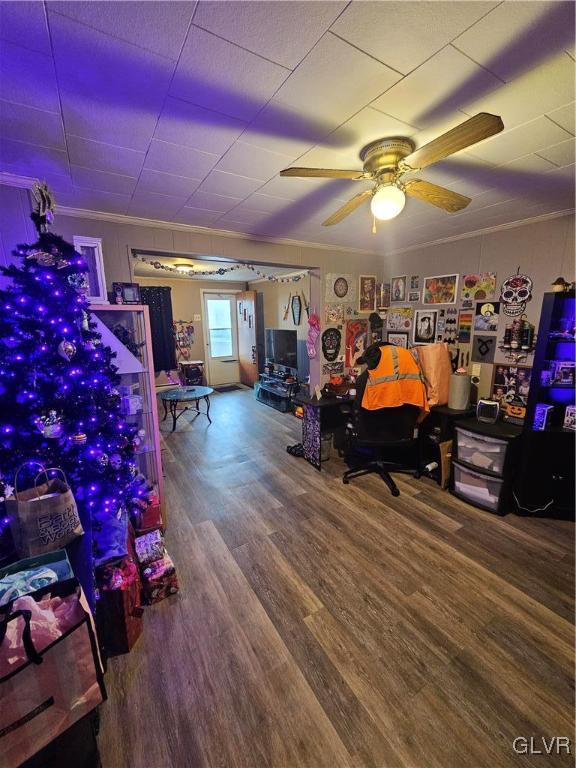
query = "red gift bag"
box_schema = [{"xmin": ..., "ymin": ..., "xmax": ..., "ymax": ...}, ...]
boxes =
[
  {"xmin": 0, "ymin": 579, "xmax": 105, "ymax": 767},
  {"xmin": 97, "ymin": 557, "xmax": 143, "ymax": 656},
  {"xmin": 141, "ymin": 553, "xmax": 179, "ymax": 605}
]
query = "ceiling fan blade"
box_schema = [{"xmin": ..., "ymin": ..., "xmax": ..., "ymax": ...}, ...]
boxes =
[
  {"xmin": 404, "ymin": 179, "xmax": 471, "ymax": 212},
  {"xmin": 280, "ymin": 166, "xmax": 367, "ymax": 180},
  {"xmin": 402, "ymin": 113, "xmax": 504, "ymax": 171},
  {"xmin": 322, "ymin": 189, "xmax": 373, "ymax": 226}
]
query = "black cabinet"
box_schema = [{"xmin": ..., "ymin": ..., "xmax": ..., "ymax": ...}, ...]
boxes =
[{"xmin": 516, "ymin": 292, "xmax": 575, "ymax": 516}]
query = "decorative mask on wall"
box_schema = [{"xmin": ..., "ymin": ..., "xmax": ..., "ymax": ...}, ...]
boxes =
[
  {"xmin": 322, "ymin": 328, "xmax": 341, "ymax": 362},
  {"xmin": 500, "ymin": 273, "xmax": 533, "ymax": 317}
]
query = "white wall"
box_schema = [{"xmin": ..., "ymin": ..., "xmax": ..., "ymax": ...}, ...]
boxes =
[{"xmin": 382, "ymin": 214, "xmax": 575, "ymax": 395}]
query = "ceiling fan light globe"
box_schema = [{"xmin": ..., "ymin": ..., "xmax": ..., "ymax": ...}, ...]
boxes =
[{"xmin": 370, "ymin": 185, "xmax": 405, "ymax": 221}]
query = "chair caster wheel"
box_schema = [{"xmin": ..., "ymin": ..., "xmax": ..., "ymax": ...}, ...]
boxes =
[{"xmin": 391, "ymin": 488, "xmax": 400, "ymax": 497}]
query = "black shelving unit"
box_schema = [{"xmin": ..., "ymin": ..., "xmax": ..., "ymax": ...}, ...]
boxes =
[
  {"xmin": 516, "ymin": 292, "xmax": 575, "ymax": 517},
  {"xmin": 256, "ymin": 372, "xmax": 299, "ymax": 412}
]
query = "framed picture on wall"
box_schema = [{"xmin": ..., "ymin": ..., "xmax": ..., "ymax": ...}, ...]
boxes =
[
  {"xmin": 422, "ymin": 274, "xmax": 459, "ymax": 305},
  {"xmin": 73, "ymin": 236, "xmax": 108, "ymax": 303},
  {"xmin": 413, "ymin": 309, "xmax": 438, "ymax": 344},
  {"xmin": 387, "ymin": 331, "xmax": 409, "ymax": 349},
  {"xmin": 391, "ymin": 275, "xmax": 407, "ymax": 302},
  {"xmin": 112, "ymin": 282, "xmax": 141, "ymax": 305},
  {"xmin": 358, "ymin": 275, "xmax": 377, "ymax": 313}
]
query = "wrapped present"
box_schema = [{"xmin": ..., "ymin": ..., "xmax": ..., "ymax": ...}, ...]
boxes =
[
  {"xmin": 134, "ymin": 529, "xmax": 164, "ymax": 566},
  {"xmin": 97, "ymin": 556, "xmax": 143, "ymax": 655},
  {"xmin": 141, "ymin": 553, "xmax": 179, "ymax": 605},
  {"xmin": 134, "ymin": 502, "xmax": 163, "ymax": 533}
]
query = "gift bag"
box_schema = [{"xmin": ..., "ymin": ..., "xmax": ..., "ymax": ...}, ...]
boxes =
[
  {"xmin": 414, "ymin": 342, "xmax": 452, "ymax": 407},
  {"xmin": 135, "ymin": 529, "xmax": 164, "ymax": 566},
  {"xmin": 0, "ymin": 579, "xmax": 106, "ymax": 767},
  {"xmin": 0, "ymin": 550, "xmax": 74, "ymax": 607},
  {"xmin": 6, "ymin": 465, "xmax": 83, "ymax": 558},
  {"xmin": 97, "ymin": 556, "xmax": 143, "ymax": 656}
]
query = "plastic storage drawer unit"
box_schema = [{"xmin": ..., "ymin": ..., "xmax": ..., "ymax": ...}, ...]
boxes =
[
  {"xmin": 453, "ymin": 461, "xmax": 505, "ymax": 513},
  {"xmin": 455, "ymin": 427, "xmax": 508, "ymax": 476}
]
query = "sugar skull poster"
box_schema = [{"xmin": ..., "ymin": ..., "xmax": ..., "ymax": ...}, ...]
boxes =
[
  {"xmin": 345, "ymin": 319, "xmax": 368, "ymax": 368},
  {"xmin": 500, "ymin": 273, "xmax": 533, "ymax": 316}
]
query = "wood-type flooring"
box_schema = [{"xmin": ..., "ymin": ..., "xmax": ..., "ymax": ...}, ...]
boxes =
[{"xmin": 99, "ymin": 390, "xmax": 574, "ymax": 768}]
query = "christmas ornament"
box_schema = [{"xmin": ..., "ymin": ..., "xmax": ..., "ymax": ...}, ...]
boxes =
[
  {"xmin": 72, "ymin": 432, "xmax": 87, "ymax": 444},
  {"xmin": 94, "ymin": 451, "xmax": 109, "ymax": 471},
  {"xmin": 35, "ymin": 410, "xmax": 63, "ymax": 439},
  {"xmin": 127, "ymin": 463, "xmax": 138, "ymax": 478},
  {"xmin": 25, "ymin": 250, "xmax": 55, "ymax": 266},
  {"xmin": 109, "ymin": 453, "xmax": 122, "ymax": 470},
  {"xmin": 67, "ymin": 272, "xmax": 88, "ymax": 291},
  {"xmin": 58, "ymin": 339, "xmax": 77, "ymax": 361}
]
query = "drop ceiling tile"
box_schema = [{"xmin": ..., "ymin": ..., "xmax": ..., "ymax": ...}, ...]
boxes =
[
  {"xmin": 0, "ymin": 1, "xmax": 51, "ymax": 54},
  {"xmin": 462, "ymin": 52, "xmax": 575, "ymax": 130},
  {"xmin": 371, "ymin": 45, "xmax": 501, "ymax": 129},
  {"xmin": 331, "ymin": 1, "xmax": 496, "ymax": 75},
  {"xmin": 216, "ymin": 142, "xmax": 293, "ymax": 181},
  {"xmin": 128, "ymin": 190, "xmax": 190, "ymax": 219},
  {"xmin": 0, "ymin": 137, "xmax": 70, "ymax": 178},
  {"xmin": 498, "ymin": 154, "xmax": 557, "ymax": 174},
  {"xmin": 155, "ymin": 97, "xmax": 247, "ymax": 155},
  {"xmin": 239, "ymin": 100, "xmax": 337, "ymax": 158},
  {"xmin": 537, "ymin": 138, "xmax": 576, "ymax": 168},
  {"xmin": 194, "ymin": 0, "xmax": 346, "ymax": 69},
  {"xmin": 218, "ymin": 208, "xmax": 274, "ymax": 226},
  {"xmin": 170, "ymin": 26, "xmax": 289, "ymax": 122},
  {"xmin": 197, "ymin": 170, "xmax": 263, "ymax": 198},
  {"xmin": 67, "ymin": 135, "xmax": 145, "ymax": 177},
  {"xmin": 71, "ymin": 165, "xmax": 137, "ymax": 195},
  {"xmin": 235, "ymin": 193, "xmax": 292, "ymax": 214},
  {"xmin": 0, "ymin": 100, "xmax": 65, "ymax": 149},
  {"xmin": 257, "ymin": 175, "xmax": 351, "ymax": 202},
  {"xmin": 465, "ymin": 116, "xmax": 571, "ymax": 165},
  {"xmin": 0, "ymin": 41, "xmax": 60, "ymax": 113},
  {"xmin": 138, "ymin": 169, "xmax": 201, "ymax": 198},
  {"xmin": 49, "ymin": 13, "xmax": 174, "ymax": 150},
  {"xmin": 546, "ymin": 104, "xmax": 575, "ymax": 136},
  {"xmin": 172, "ymin": 206, "xmax": 224, "ymax": 226},
  {"xmin": 56, "ymin": 188, "xmax": 130, "ymax": 215},
  {"xmin": 453, "ymin": 1, "xmax": 574, "ymax": 82},
  {"xmin": 186, "ymin": 190, "xmax": 242, "ymax": 213},
  {"xmin": 47, "ymin": 1, "xmax": 197, "ymax": 60},
  {"xmin": 328, "ymin": 107, "xmax": 419, "ymax": 154},
  {"xmin": 274, "ymin": 33, "xmax": 402, "ymax": 128},
  {"xmin": 145, "ymin": 139, "xmax": 218, "ymax": 180}
]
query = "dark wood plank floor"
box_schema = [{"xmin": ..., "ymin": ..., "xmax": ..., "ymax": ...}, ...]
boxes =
[{"xmin": 99, "ymin": 390, "xmax": 575, "ymax": 768}]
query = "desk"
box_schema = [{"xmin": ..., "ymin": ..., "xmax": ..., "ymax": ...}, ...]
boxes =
[
  {"xmin": 293, "ymin": 393, "xmax": 352, "ymax": 470},
  {"xmin": 160, "ymin": 386, "xmax": 213, "ymax": 431}
]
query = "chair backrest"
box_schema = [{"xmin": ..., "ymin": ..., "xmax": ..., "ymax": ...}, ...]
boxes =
[{"xmin": 355, "ymin": 403, "xmax": 420, "ymax": 444}]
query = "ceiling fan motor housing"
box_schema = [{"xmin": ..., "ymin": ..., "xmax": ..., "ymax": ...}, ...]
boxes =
[{"xmin": 360, "ymin": 137, "xmax": 416, "ymax": 181}]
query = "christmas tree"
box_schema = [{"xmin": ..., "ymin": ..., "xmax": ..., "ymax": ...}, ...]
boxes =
[{"xmin": 0, "ymin": 184, "xmax": 151, "ymax": 576}]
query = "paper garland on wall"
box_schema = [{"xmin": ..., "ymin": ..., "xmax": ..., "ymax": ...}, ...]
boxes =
[{"xmin": 325, "ymin": 273, "xmax": 356, "ymax": 304}]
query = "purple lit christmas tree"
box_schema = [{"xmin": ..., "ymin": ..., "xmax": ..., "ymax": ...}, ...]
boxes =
[{"xmin": 0, "ymin": 184, "xmax": 150, "ymax": 578}]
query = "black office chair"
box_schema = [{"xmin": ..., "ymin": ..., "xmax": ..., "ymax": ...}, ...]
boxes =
[{"xmin": 341, "ymin": 403, "xmax": 421, "ymax": 497}]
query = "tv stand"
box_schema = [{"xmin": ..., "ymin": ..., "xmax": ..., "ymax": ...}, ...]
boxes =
[{"xmin": 257, "ymin": 371, "xmax": 299, "ymax": 413}]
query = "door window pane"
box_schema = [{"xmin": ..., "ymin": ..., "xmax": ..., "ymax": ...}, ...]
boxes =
[
  {"xmin": 207, "ymin": 299, "xmax": 231, "ymax": 330},
  {"xmin": 210, "ymin": 328, "xmax": 232, "ymax": 357},
  {"xmin": 206, "ymin": 299, "xmax": 233, "ymax": 358}
]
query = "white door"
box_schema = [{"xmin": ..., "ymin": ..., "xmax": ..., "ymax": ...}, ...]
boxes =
[{"xmin": 202, "ymin": 293, "xmax": 240, "ymax": 385}]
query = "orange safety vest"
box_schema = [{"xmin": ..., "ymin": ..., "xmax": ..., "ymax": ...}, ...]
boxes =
[{"xmin": 361, "ymin": 345, "xmax": 429, "ymax": 415}]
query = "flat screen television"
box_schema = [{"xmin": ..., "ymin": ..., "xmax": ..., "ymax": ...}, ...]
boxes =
[{"xmin": 265, "ymin": 329, "xmax": 298, "ymax": 371}]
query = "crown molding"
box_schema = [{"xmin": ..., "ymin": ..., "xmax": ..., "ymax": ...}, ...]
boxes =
[
  {"xmin": 56, "ymin": 206, "xmax": 380, "ymax": 258},
  {"xmin": 384, "ymin": 208, "xmax": 575, "ymax": 257},
  {"xmin": 0, "ymin": 172, "xmax": 37, "ymax": 189}
]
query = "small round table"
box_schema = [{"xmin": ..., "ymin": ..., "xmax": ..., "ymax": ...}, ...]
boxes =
[{"xmin": 160, "ymin": 386, "xmax": 214, "ymax": 432}]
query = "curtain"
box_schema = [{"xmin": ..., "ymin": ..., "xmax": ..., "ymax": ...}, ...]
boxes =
[{"xmin": 140, "ymin": 286, "xmax": 177, "ymax": 372}]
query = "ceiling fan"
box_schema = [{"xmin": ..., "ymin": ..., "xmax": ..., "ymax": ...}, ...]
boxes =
[{"xmin": 280, "ymin": 113, "xmax": 504, "ymax": 226}]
